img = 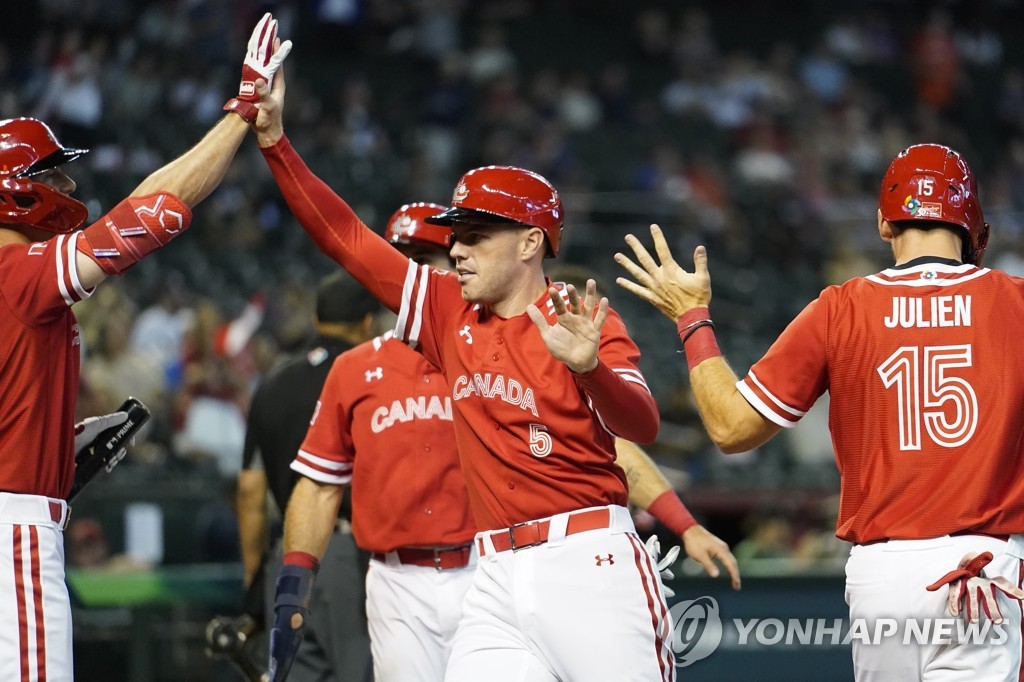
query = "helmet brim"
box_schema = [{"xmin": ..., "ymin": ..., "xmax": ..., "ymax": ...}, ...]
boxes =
[
  {"xmin": 20, "ymin": 147, "xmax": 89, "ymax": 177},
  {"xmin": 424, "ymin": 206, "xmax": 520, "ymax": 226}
]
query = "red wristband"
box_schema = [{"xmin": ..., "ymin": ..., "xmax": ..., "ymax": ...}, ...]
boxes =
[
  {"xmin": 677, "ymin": 308, "xmax": 721, "ymax": 371},
  {"xmin": 647, "ymin": 490, "xmax": 698, "ymax": 537},
  {"xmin": 283, "ymin": 551, "xmax": 319, "ymax": 571}
]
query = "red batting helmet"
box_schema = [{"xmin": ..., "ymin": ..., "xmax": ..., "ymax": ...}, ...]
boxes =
[
  {"xmin": 879, "ymin": 143, "xmax": 989, "ymax": 266},
  {"xmin": 0, "ymin": 117, "xmax": 89, "ymax": 234},
  {"xmin": 426, "ymin": 166, "xmax": 564, "ymax": 257},
  {"xmin": 385, "ymin": 202, "xmax": 451, "ymax": 249}
]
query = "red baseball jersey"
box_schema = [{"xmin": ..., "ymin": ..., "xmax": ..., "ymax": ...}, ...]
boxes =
[
  {"xmin": 294, "ymin": 333, "xmax": 474, "ymax": 553},
  {"xmin": 261, "ymin": 136, "xmax": 660, "ymax": 531},
  {"xmin": 737, "ymin": 259, "xmax": 1024, "ymax": 544},
  {"xmin": 0, "ymin": 194, "xmax": 189, "ymax": 500},
  {"xmin": 394, "ymin": 263, "xmax": 650, "ymax": 529},
  {"xmin": 0, "ymin": 232, "xmax": 92, "ymax": 498}
]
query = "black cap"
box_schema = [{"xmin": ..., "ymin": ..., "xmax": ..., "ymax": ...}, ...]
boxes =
[{"xmin": 315, "ymin": 272, "xmax": 379, "ymax": 324}]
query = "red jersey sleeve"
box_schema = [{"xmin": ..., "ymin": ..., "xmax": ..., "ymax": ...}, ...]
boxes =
[
  {"xmin": 292, "ymin": 357, "xmax": 355, "ymax": 486},
  {"xmin": 0, "ymin": 232, "xmax": 94, "ymax": 324},
  {"xmin": 575, "ymin": 309, "xmax": 660, "ymax": 443},
  {"xmin": 392, "ymin": 260, "xmax": 464, "ymax": 370},
  {"xmin": 260, "ymin": 136, "xmax": 410, "ymax": 313},
  {"xmin": 737, "ymin": 293, "xmax": 830, "ymax": 427}
]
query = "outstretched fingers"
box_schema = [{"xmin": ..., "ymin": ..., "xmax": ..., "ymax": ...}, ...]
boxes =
[
  {"xmin": 650, "ymin": 224, "xmax": 677, "ymax": 269},
  {"xmin": 565, "ymin": 284, "xmax": 582, "ymax": 315},
  {"xmin": 623, "ymin": 229, "xmax": 662, "ymax": 276},
  {"xmin": 547, "ymin": 286, "xmax": 567, "ymax": 316},
  {"xmin": 614, "ymin": 248, "xmax": 655, "ymax": 288},
  {"xmin": 526, "ymin": 303, "xmax": 549, "ymax": 332},
  {"xmin": 615, "ymin": 275, "xmax": 657, "ymax": 307},
  {"xmin": 592, "ymin": 296, "xmax": 609, "ymax": 333}
]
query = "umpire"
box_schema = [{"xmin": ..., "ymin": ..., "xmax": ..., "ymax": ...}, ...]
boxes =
[{"xmin": 237, "ymin": 272, "xmax": 378, "ymax": 681}]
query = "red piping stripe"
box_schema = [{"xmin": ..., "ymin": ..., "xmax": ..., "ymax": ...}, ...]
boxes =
[{"xmin": 29, "ymin": 527, "xmax": 45, "ymax": 682}]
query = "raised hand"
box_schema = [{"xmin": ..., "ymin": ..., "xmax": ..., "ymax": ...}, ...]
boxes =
[
  {"xmin": 526, "ymin": 279, "xmax": 607, "ymax": 374},
  {"xmin": 224, "ymin": 12, "xmax": 293, "ymax": 124},
  {"xmin": 254, "ymin": 59, "xmax": 286, "ymax": 147},
  {"xmin": 615, "ymin": 224, "xmax": 711, "ymax": 322}
]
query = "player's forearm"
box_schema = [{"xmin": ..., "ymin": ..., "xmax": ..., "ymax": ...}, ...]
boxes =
[
  {"xmin": 691, "ymin": 356, "xmax": 779, "ymax": 453},
  {"xmin": 282, "ymin": 476, "xmax": 344, "ymax": 560},
  {"xmin": 616, "ymin": 438, "xmax": 671, "ymax": 509},
  {"xmin": 575, "ymin": 361, "xmax": 659, "ymax": 443},
  {"xmin": 236, "ymin": 470, "xmax": 270, "ymax": 586},
  {"xmin": 260, "ymin": 135, "xmax": 407, "ymax": 313},
  {"xmin": 617, "ymin": 438, "xmax": 698, "ymax": 536},
  {"xmin": 132, "ymin": 115, "xmax": 249, "ymax": 206}
]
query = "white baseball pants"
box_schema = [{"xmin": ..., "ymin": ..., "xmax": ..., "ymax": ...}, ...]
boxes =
[
  {"xmin": 0, "ymin": 493, "xmax": 72, "ymax": 682},
  {"xmin": 445, "ymin": 505, "xmax": 675, "ymax": 682},
  {"xmin": 846, "ymin": 534, "xmax": 1022, "ymax": 681},
  {"xmin": 367, "ymin": 554, "xmax": 476, "ymax": 681}
]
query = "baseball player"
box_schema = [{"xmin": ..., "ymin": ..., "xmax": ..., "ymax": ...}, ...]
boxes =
[
  {"xmin": 0, "ymin": 14, "xmax": 289, "ymax": 681},
  {"xmin": 616, "ymin": 144, "xmax": 1024, "ymax": 680},
  {"xmin": 283, "ymin": 203, "xmax": 477, "ymax": 682},
  {"xmin": 276, "ymin": 208, "xmax": 738, "ymax": 682},
  {"xmin": 254, "ymin": 70, "xmax": 675, "ymax": 681},
  {"xmin": 238, "ymin": 272, "xmax": 378, "ymax": 682}
]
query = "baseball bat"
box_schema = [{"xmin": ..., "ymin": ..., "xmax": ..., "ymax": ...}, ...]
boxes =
[{"xmin": 68, "ymin": 397, "xmax": 151, "ymax": 503}]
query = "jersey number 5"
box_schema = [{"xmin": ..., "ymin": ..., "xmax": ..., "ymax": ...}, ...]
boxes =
[
  {"xmin": 529, "ymin": 423, "xmax": 552, "ymax": 458},
  {"xmin": 877, "ymin": 344, "xmax": 978, "ymax": 450}
]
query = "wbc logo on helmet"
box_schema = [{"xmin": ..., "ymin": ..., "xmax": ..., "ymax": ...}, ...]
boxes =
[{"xmin": 392, "ymin": 215, "xmax": 416, "ymax": 238}]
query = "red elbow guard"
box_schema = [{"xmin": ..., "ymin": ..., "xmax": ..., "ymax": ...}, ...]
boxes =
[{"xmin": 77, "ymin": 193, "xmax": 192, "ymax": 275}]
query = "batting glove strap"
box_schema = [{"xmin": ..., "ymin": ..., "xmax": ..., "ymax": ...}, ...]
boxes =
[
  {"xmin": 926, "ymin": 551, "xmax": 994, "ymax": 591},
  {"xmin": 274, "ymin": 564, "xmax": 316, "ymax": 609},
  {"xmin": 223, "ymin": 98, "xmax": 260, "ymax": 124}
]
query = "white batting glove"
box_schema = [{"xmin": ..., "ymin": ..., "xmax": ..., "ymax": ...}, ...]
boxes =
[
  {"xmin": 646, "ymin": 534, "xmax": 681, "ymax": 599},
  {"xmin": 74, "ymin": 412, "xmax": 129, "ymax": 455},
  {"xmin": 224, "ymin": 12, "xmax": 293, "ymax": 122}
]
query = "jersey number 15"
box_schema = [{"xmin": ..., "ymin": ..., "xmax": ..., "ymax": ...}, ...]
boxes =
[{"xmin": 877, "ymin": 344, "xmax": 978, "ymax": 451}]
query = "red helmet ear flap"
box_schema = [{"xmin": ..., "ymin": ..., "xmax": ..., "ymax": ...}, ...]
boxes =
[{"xmin": 0, "ymin": 177, "xmax": 88, "ymax": 234}]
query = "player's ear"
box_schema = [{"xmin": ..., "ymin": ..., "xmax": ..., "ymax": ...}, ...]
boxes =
[
  {"xmin": 519, "ymin": 227, "xmax": 545, "ymax": 262},
  {"xmin": 878, "ymin": 210, "xmax": 895, "ymax": 243}
]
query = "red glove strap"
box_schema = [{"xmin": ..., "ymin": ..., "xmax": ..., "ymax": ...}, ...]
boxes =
[
  {"xmin": 224, "ymin": 98, "xmax": 259, "ymax": 123},
  {"xmin": 925, "ymin": 551, "xmax": 994, "ymax": 591},
  {"xmin": 677, "ymin": 308, "xmax": 721, "ymax": 372},
  {"xmin": 647, "ymin": 490, "xmax": 698, "ymax": 537},
  {"xmin": 283, "ymin": 551, "xmax": 319, "ymax": 571}
]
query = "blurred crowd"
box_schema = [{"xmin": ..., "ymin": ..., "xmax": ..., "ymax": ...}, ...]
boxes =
[{"xmin": 6, "ymin": 0, "xmax": 1024, "ymax": 565}]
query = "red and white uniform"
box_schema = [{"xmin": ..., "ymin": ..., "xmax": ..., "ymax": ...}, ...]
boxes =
[
  {"xmin": 295, "ymin": 333, "xmax": 475, "ymax": 681},
  {"xmin": 263, "ymin": 136, "xmax": 674, "ymax": 682},
  {"xmin": 0, "ymin": 194, "xmax": 189, "ymax": 682},
  {"xmin": 738, "ymin": 258, "xmax": 1024, "ymax": 679}
]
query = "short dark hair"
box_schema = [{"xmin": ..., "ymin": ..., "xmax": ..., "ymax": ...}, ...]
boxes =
[{"xmin": 315, "ymin": 272, "xmax": 379, "ymax": 324}]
